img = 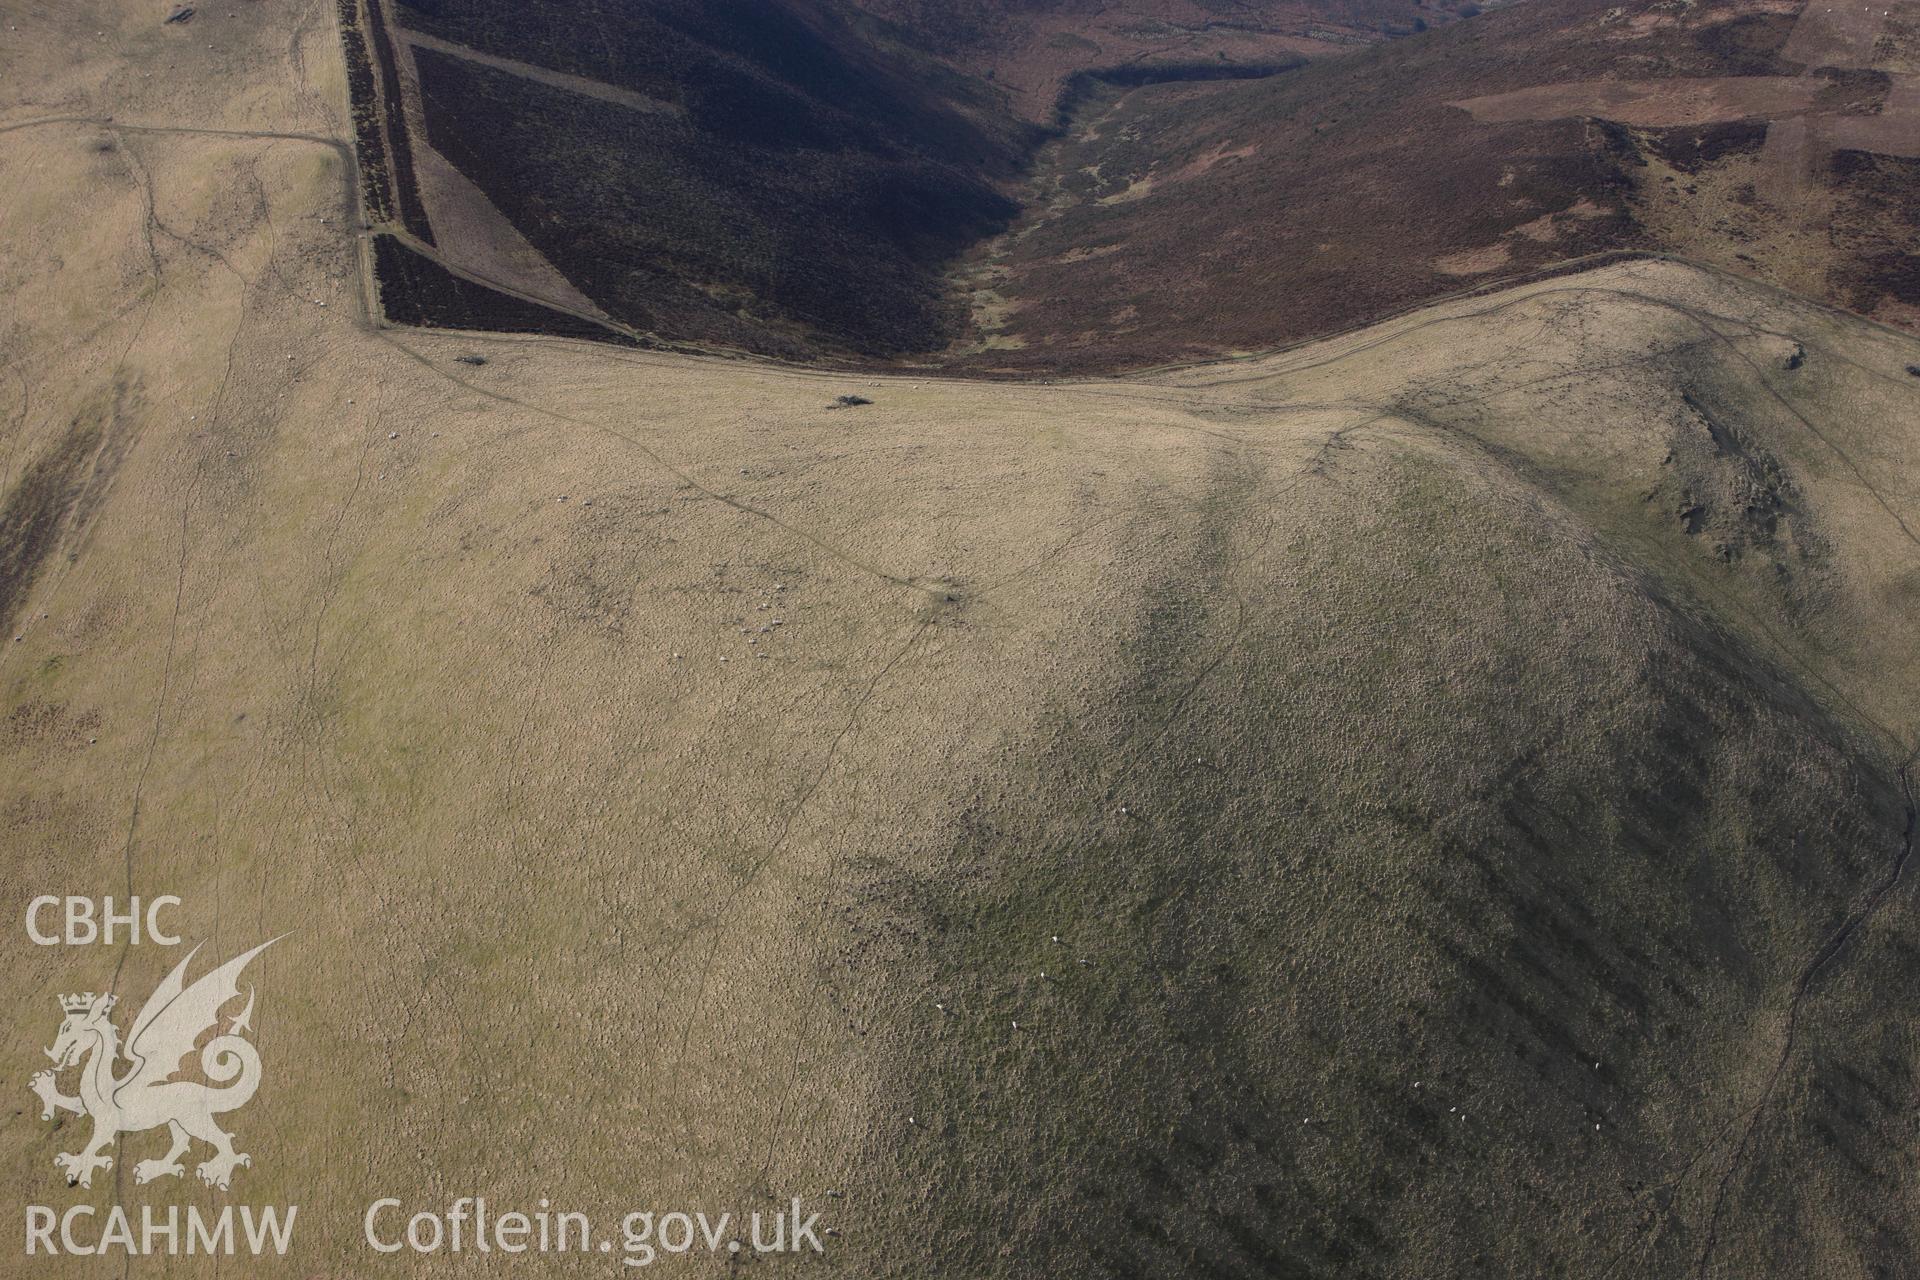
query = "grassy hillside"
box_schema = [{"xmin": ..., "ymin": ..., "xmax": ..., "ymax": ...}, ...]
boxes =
[
  {"xmin": 843, "ymin": 273, "xmax": 1920, "ymax": 1274},
  {"xmin": 3, "ymin": 2, "xmax": 1920, "ymax": 1277}
]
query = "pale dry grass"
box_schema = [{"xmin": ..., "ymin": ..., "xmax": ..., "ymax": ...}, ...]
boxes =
[{"xmin": 3, "ymin": 2, "xmax": 1920, "ymax": 1276}]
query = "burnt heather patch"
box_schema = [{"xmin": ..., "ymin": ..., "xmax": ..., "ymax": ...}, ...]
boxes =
[
  {"xmin": 372, "ymin": 234, "xmax": 641, "ymax": 346},
  {"xmin": 391, "ymin": 0, "xmax": 1033, "ymax": 358},
  {"xmin": 344, "ymin": 0, "xmax": 1920, "ymax": 370}
]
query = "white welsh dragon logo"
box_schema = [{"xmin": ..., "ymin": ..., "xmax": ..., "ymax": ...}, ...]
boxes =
[{"xmin": 30, "ymin": 938, "xmax": 280, "ymax": 1191}]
